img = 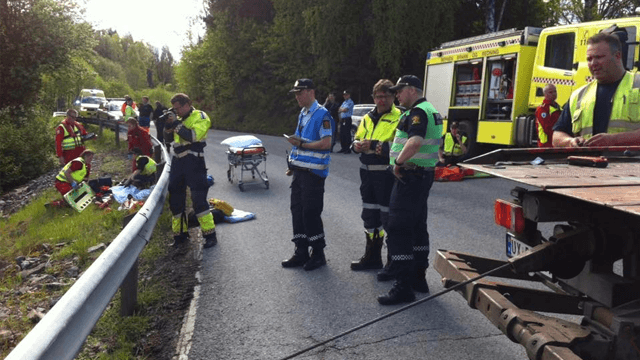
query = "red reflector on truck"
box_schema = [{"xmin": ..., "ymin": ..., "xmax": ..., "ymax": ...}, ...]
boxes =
[{"xmin": 494, "ymin": 199, "xmax": 525, "ymax": 233}]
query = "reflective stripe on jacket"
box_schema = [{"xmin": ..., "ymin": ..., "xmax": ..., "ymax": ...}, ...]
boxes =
[
  {"xmin": 289, "ymin": 102, "xmax": 332, "ymax": 178},
  {"xmin": 570, "ymin": 71, "xmax": 640, "ymax": 139},
  {"xmin": 137, "ymin": 155, "xmax": 157, "ymax": 176},
  {"xmin": 443, "ymin": 132, "xmax": 467, "ymax": 156},
  {"xmin": 58, "ymin": 123, "xmax": 83, "ymax": 150},
  {"xmin": 390, "ymin": 101, "xmax": 442, "ymax": 168},
  {"xmin": 56, "ymin": 158, "xmax": 87, "ymax": 183}
]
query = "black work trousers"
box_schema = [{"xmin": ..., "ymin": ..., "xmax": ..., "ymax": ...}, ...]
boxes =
[
  {"xmin": 339, "ymin": 117, "xmax": 352, "ymax": 151},
  {"xmin": 290, "ymin": 170, "xmax": 326, "ymax": 249},
  {"xmin": 359, "ymin": 167, "xmax": 394, "ymax": 233},
  {"xmin": 386, "ymin": 169, "xmax": 435, "ymax": 280}
]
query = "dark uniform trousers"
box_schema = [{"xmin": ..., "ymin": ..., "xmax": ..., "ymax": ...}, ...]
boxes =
[
  {"xmin": 386, "ymin": 169, "xmax": 435, "ymax": 279},
  {"xmin": 169, "ymin": 155, "xmax": 210, "ymax": 220},
  {"xmin": 291, "ymin": 169, "xmax": 326, "ymax": 250},
  {"xmin": 339, "ymin": 117, "xmax": 352, "ymax": 151},
  {"xmin": 360, "ymin": 167, "xmax": 394, "ymax": 231}
]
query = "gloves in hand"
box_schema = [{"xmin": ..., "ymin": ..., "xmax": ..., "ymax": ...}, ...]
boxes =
[{"xmin": 71, "ymin": 181, "xmax": 79, "ymax": 190}]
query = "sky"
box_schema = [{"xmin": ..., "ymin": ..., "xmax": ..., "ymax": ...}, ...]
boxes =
[{"xmin": 80, "ymin": 0, "xmax": 207, "ymax": 61}]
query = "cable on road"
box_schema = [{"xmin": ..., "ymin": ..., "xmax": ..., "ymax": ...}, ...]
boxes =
[{"xmin": 278, "ymin": 262, "xmax": 512, "ymax": 360}]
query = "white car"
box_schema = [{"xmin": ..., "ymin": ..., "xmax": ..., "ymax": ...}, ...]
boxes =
[
  {"xmin": 351, "ymin": 104, "xmax": 375, "ymax": 140},
  {"xmin": 99, "ymin": 98, "xmax": 138, "ymax": 122}
]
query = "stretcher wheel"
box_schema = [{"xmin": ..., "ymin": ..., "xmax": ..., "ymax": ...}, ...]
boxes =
[
  {"xmin": 264, "ymin": 180, "xmax": 269, "ymax": 189},
  {"xmin": 239, "ymin": 183, "xmax": 245, "ymax": 192},
  {"xmin": 227, "ymin": 169, "xmax": 232, "ymax": 183}
]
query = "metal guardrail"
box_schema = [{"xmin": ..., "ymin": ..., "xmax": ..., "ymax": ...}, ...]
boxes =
[{"xmin": 5, "ymin": 137, "xmax": 172, "ymax": 360}]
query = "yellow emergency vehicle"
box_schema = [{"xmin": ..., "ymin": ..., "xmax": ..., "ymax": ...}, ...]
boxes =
[{"xmin": 424, "ymin": 17, "xmax": 640, "ymax": 155}]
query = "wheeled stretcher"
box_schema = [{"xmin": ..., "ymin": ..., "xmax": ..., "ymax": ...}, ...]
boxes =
[{"xmin": 225, "ymin": 140, "xmax": 269, "ymax": 191}]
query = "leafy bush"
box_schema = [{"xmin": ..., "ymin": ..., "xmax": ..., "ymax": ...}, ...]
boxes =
[{"xmin": 0, "ymin": 106, "xmax": 56, "ymax": 193}]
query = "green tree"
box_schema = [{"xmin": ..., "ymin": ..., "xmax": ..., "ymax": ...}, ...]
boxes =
[{"xmin": 0, "ymin": 0, "xmax": 94, "ymax": 109}]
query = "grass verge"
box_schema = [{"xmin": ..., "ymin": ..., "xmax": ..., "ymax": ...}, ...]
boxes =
[{"xmin": 0, "ymin": 124, "xmax": 194, "ymax": 359}]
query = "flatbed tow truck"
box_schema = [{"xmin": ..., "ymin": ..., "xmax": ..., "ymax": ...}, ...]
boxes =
[{"xmin": 434, "ymin": 146, "xmax": 640, "ymax": 360}]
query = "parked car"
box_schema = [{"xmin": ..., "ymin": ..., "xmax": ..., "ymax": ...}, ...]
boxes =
[
  {"xmin": 349, "ymin": 104, "xmax": 406, "ymax": 141},
  {"xmin": 351, "ymin": 104, "xmax": 375, "ymax": 141},
  {"xmin": 98, "ymin": 98, "xmax": 138, "ymax": 122},
  {"xmin": 74, "ymin": 89, "xmax": 106, "ymax": 118}
]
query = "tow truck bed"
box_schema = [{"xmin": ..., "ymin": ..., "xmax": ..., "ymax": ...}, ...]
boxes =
[{"xmin": 434, "ymin": 146, "xmax": 640, "ymax": 360}]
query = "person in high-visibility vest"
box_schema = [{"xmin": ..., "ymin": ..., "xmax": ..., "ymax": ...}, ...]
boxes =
[
  {"xmin": 123, "ymin": 147, "xmax": 157, "ymax": 188},
  {"xmin": 554, "ymin": 31, "xmax": 640, "ymax": 147},
  {"xmin": 282, "ymin": 78, "xmax": 334, "ymax": 271},
  {"xmin": 437, "ymin": 121, "xmax": 468, "ymax": 166},
  {"xmin": 54, "ymin": 150, "xmax": 94, "ymax": 197},
  {"xmin": 165, "ymin": 93, "xmax": 217, "ymax": 249},
  {"xmin": 535, "ymin": 84, "xmax": 561, "ymax": 147},
  {"xmin": 121, "ymin": 95, "xmax": 137, "ymax": 116},
  {"xmin": 350, "ymin": 79, "xmax": 401, "ymax": 272},
  {"xmin": 377, "ymin": 75, "xmax": 442, "ymax": 305},
  {"xmin": 55, "ymin": 109, "xmax": 89, "ymax": 165}
]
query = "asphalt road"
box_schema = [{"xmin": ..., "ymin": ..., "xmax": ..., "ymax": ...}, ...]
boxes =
[{"xmin": 186, "ymin": 129, "xmax": 530, "ymax": 360}]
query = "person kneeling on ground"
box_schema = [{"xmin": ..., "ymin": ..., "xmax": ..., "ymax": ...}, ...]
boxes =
[
  {"xmin": 50, "ymin": 150, "xmax": 95, "ymax": 207},
  {"xmin": 123, "ymin": 147, "xmax": 157, "ymax": 189}
]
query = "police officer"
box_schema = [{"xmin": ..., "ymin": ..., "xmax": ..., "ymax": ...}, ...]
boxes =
[
  {"xmin": 282, "ymin": 79, "xmax": 334, "ymax": 271},
  {"xmin": 350, "ymin": 79, "xmax": 401, "ymax": 271},
  {"xmin": 337, "ymin": 90, "xmax": 354, "ymax": 153},
  {"xmin": 165, "ymin": 93, "xmax": 217, "ymax": 249},
  {"xmin": 377, "ymin": 75, "xmax": 442, "ymax": 305},
  {"xmin": 553, "ymin": 31, "xmax": 640, "ymax": 147}
]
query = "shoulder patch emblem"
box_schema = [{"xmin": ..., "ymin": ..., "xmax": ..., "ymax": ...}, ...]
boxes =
[
  {"xmin": 323, "ymin": 120, "xmax": 331, "ymax": 129},
  {"xmin": 541, "ymin": 113, "xmax": 547, "ymax": 118},
  {"xmin": 411, "ymin": 115, "xmax": 421, "ymax": 125}
]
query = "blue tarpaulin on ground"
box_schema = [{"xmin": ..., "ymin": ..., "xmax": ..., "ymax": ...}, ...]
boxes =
[{"xmin": 111, "ymin": 185, "xmax": 154, "ymax": 203}]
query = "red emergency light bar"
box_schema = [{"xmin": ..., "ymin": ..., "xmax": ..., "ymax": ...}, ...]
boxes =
[{"xmin": 494, "ymin": 199, "xmax": 525, "ymax": 234}]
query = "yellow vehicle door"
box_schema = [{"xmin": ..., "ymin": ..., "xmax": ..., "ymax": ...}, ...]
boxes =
[{"xmin": 530, "ymin": 27, "xmax": 579, "ymax": 109}]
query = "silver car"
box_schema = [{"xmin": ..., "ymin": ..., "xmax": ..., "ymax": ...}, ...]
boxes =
[{"xmin": 351, "ymin": 104, "xmax": 375, "ymax": 141}]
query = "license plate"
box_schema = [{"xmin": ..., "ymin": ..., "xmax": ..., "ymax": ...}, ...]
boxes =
[{"xmin": 506, "ymin": 233, "xmax": 531, "ymax": 258}]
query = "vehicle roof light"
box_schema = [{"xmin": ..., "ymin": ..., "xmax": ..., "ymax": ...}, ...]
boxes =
[{"xmin": 494, "ymin": 199, "xmax": 525, "ymax": 234}]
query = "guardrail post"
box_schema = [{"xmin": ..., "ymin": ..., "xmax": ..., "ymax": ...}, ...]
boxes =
[
  {"xmin": 115, "ymin": 122, "xmax": 120, "ymax": 147},
  {"xmin": 98, "ymin": 119, "xmax": 104, "ymax": 137},
  {"xmin": 120, "ymin": 258, "xmax": 138, "ymax": 316}
]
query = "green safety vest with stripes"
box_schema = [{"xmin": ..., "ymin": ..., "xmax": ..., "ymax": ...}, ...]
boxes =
[
  {"xmin": 56, "ymin": 157, "xmax": 88, "ymax": 183},
  {"xmin": 137, "ymin": 155, "xmax": 157, "ymax": 176},
  {"xmin": 570, "ymin": 71, "xmax": 640, "ymax": 139},
  {"xmin": 389, "ymin": 101, "xmax": 442, "ymax": 168},
  {"xmin": 443, "ymin": 132, "xmax": 467, "ymax": 156},
  {"xmin": 58, "ymin": 122, "xmax": 83, "ymax": 150}
]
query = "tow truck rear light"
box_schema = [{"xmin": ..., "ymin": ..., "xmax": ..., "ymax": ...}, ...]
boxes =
[{"xmin": 494, "ymin": 199, "xmax": 525, "ymax": 233}]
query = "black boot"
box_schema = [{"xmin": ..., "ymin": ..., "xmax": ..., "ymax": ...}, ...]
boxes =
[
  {"xmin": 303, "ymin": 247, "xmax": 326, "ymax": 271},
  {"xmin": 203, "ymin": 232, "xmax": 217, "ymax": 248},
  {"xmin": 411, "ymin": 266, "xmax": 429, "ymax": 293},
  {"xmin": 282, "ymin": 246, "xmax": 310, "ymax": 268},
  {"xmin": 171, "ymin": 233, "xmax": 189, "ymax": 248},
  {"xmin": 377, "ymin": 255, "xmax": 394, "ymax": 281},
  {"xmin": 351, "ymin": 231, "xmax": 383, "ymax": 271},
  {"xmin": 377, "ymin": 280, "xmax": 415, "ymax": 305}
]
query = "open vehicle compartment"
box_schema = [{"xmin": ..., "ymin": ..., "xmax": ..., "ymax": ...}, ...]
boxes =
[{"xmin": 435, "ymin": 146, "xmax": 640, "ymax": 360}]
